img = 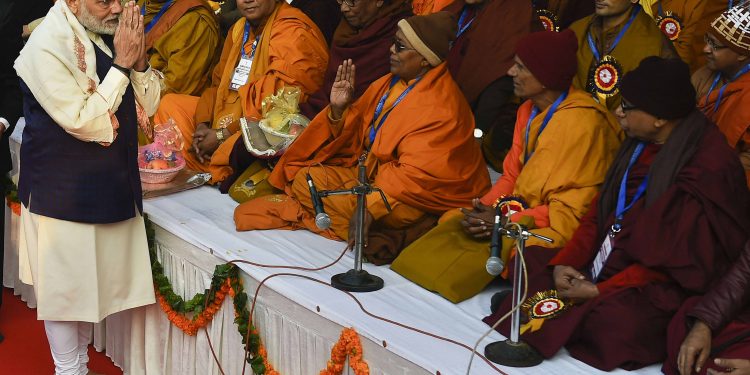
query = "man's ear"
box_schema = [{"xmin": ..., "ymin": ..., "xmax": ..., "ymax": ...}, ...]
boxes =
[
  {"xmin": 738, "ymin": 54, "xmax": 749, "ymax": 63},
  {"xmin": 653, "ymin": 118, "xmax": 669, "ymax": 129},
  {"xmin": 67, "ymin": 0, "xmax": 80, "ymax": 14}
]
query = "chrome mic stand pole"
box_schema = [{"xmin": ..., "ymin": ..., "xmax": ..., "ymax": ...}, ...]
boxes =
[
  {"xmin": 485, "ymin": 224, "xmax": 553, "ymax": 367},
  {"xmin": 319, "ymin": 153, "xmax": 390, "ymax": 292}
]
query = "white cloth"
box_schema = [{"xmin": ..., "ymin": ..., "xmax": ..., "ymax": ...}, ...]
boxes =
[
  {"xmin": 13, "ymin": 0, "xmax": 161, "ymax": 144},
  {"xmin": 19, "ymin": 204, "xmax": 155, "ymax": 322},
  {"xmin": 141, "ymin": 187, "xmax": 665, "ymax": 375},
  {"xmin": 44, "ymin": 321, "xmax": 93, "ymax": 375},
  {"xmin": 0, "ymin": 117, "xmax": 8, "ymax": 131}
]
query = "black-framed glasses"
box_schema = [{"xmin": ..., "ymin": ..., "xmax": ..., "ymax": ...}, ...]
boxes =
[
  {"xmin": 336, "ymin": 0, "xmax": 358, "ymax": 7},
  {"xmin": 620, "ymin": 100, "xmax": 637, "ymax": 112},
  {"xmin": 394, "ymin": 39, "xmax": 414, "ymax": 53},
  {"xmin": 704, "ymin": 34, "xmax": 729, "ymax": 52}
]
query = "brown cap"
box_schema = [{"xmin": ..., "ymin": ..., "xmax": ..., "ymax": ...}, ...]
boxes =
[
  {"xmin": 397, "ymin": 12, "xmax": 457, "ymax": 66},
  {"xmin": 709, "ymin": 3, "xmax": 750, "ymax": 55}
]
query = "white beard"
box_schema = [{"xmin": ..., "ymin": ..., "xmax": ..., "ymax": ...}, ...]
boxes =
[{"xmin": 77, "ymin": 3, "xmax": 119, "ymax": 35}]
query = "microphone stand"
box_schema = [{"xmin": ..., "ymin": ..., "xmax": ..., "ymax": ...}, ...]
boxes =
[
  {"xmin": 484, "ymin": 224, "xmax": 553, "ymax": 367},
  {"xmin": 318, "ymin": 153, "xmax": 391, "ymax": 292}
]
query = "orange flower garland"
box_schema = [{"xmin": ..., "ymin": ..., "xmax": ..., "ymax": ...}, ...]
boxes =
[
  {"xmin": 145, "ymin": 217, "xmax": 370, "ymax": 375},
  {"xmin": 258, "ymin": 343, "xmax": 279, "ymax": 375},
  {"xmin": 7, "ymin": 198, "xmax": 20, "ymax": 216},
  {"xmin": 320, "ymin": 328, "xmax": 370, "ymax": 375},
  {"xmin": 155, "ymin": 278, "xmax": 232, "ymax": 336},
  {"xmin": 4, "ymin": 177, "xmax": 20, "ymax": 216}
]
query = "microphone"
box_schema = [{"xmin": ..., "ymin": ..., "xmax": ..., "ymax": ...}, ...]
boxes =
[
  {"xmin": 306, "ymin": 173, "xmax": 331, "ymax": 230},
  {"xmin": 486, "ymin": 205, "xmax": 504, "ymax": 276}
]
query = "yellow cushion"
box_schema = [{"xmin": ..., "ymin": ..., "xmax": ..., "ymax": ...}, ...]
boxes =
[{"xmin": 228, "ymin": 160, "xmax": 277, "ymax": 203}]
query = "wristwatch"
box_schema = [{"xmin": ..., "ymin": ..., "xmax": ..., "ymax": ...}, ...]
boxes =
[{"xmin": 215, "ymin": 128, "xmax": 226, "ymax": 143}]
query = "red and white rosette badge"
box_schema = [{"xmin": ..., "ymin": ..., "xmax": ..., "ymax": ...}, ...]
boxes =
[
  {"xmin": 657, "ymin": 14, "xmax": 682, "ymax": 41},
  {"xmin": 522, "ymin": 290, "xmax": 569, "ymax": 320},
  {"xmin": 589, "ymin": 55, "xmax": 623, "ymax": 99},
  {"xmin": 536, "ymin": 9, "xmax": 560, "ymax": 32}
]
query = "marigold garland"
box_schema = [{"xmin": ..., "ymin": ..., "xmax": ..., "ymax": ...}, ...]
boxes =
[
  {"xmin": 3, "ymin": 176, "xmax": 20, "ymax": 216},
  {"xmin": 146, "ymin": 217, "xmax": 276, "ymax": 374},
  {"xmin": 320, "ymin": 328, "xmax": 370, "ymax": 375},
  {"xmin": 145, "ymin": 217, "xmax": 369, "ymax": 375}
]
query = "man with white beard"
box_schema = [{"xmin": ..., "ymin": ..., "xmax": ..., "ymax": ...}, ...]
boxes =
[{"xmin": 14, "ymin": 1, "xmax": 161, "ymax": 374}]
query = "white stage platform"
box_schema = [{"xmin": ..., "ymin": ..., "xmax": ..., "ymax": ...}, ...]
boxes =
[{"xmin": 4, "ymin": 119, "xmax": 664, "ymax": 374}]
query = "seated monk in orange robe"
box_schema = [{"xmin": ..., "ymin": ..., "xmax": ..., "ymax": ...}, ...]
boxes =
[
  {"xmin": 234, "ymin": 12, "xmax": 490, "ymax": 241},
  {"xmin": 692, "ymin": 5, "xmax": 750, "ymax": 188},
  {"xmin": 153, "ymin": 0, "xmax": 329, "ymax": 183}
]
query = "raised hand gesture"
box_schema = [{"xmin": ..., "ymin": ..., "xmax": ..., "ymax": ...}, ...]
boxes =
[{"xmin": 329, "ymin": 59, "xmax": 355, "ymax": 121}]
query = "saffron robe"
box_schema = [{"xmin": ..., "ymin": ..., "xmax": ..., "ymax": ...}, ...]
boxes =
[
  {"xmin": 300, "ymin": 0, "xmax": 412, "ymax": 118},
  {"xmin": 693, "ymin": 66, "xmax": 750, "ymax": 188},
  {"xmin": 412, "ymin": 0, "xmax": 452, "ymax": 15},
  {"xmin": 234, "ymin": 64, "xmax": 490, "ymax": 240},
  {"xmin": 569, "ymin": 6, "xmax": 676, "ymax": 112},
  {"xmin": 484, "ymin": 119, "xmax": 750, "ymax": 371},
  {"xmin": 479, "ymin": 89, "xmax": 623, "ymax": 248},
  {"xmin": 391, "ymin": 89, "xmax": 622, "ymax": 302},
  {"xmin": 649, "ymin": 0, "xmax": 725, "ymax": 72},
  {"xmin": 154, "ymin": 3, "xmax": 328, "ymax": 183},
  {"xmin": 141, "ymin": 0, "xmax": 220, "ymax": 96}
]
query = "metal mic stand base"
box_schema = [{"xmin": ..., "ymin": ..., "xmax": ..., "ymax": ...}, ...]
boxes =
[
  {"xmin": 331, "ymin": 269, "xmax": 384, "ymax": 293},
  {"xmin": 484, "ymin": 339, "xmax": 543, "ymax": 368}
]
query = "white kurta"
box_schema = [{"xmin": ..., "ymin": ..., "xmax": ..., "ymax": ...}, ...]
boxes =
[
  {"xmin": 19, "ymin": 204, "xmax": 155, "ymax": 322},
  {"xmin": 13, "ymin": 0, "xmax": 163, "ymax": 323}
]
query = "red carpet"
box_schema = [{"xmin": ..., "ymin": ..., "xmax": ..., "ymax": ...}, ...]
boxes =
[{"xmin": 0, "ymin": 287, "xmax": 123, "ymax": 375}]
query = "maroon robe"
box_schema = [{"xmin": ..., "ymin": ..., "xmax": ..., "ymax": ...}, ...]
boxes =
[
  {"xmin": 484, "ymin": 117, "xmax": 750, "ymax": 371},
  {"xmin": 443, "ymin": 0, "xmax": 533, "ymax": 170},
  {"xmin": 663, "ymin": 297, "xmax": 750, "ymax": 375},
  {"xmin": 299, "ymin": 5, "xmax": 412, "ymax": 119},
  {"xmin": 444, "ymin": 0, "xmax": 532, "ymax": 105}
]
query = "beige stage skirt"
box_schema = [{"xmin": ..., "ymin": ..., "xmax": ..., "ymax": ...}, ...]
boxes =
[{"xmin": 18, "ymin": 204, "xmax": 155, "ymax": 322}]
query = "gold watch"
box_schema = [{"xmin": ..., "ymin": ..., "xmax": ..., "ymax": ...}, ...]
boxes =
[{"xmin": 215, "ymin": 128, "xmax": 226, "ymax": 143}]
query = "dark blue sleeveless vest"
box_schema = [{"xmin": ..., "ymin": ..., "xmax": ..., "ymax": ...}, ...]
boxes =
[{"xmin": 18, "ymin": 37, "xmax": 143, "ymax": 224}]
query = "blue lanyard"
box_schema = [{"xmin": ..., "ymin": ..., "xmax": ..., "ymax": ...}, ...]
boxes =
[
  {"xmin": 586, "ymin": 5, "xmax": 640, "ymax": 62},
  {"xmin": 240, "ymin": 22, "xmax": 260, "ymax": 59},
  {"xmin": 141, "ymin": 0, "xmax": 174, "ymax": 34},
  {"xmin": 523, "ymin": 91, "xmax": 568, "ymax": 163},
  {"xmin": 612, "ymin": 142, "xmax": 648, "ymax": 233},
  {"xmin": 657, "ymin": 2, "xmax": 665, "ymax": 16},
  {"xmin": 456, "ymin": 6, "xmax": 476, "ymax": 38},
  {"xmin": 369, "ymin": 76, "xmax": 421, "ymax": 144},
  {"xmin": 704, "ymin": 63, "xmax": 750, "ymax": 113}
]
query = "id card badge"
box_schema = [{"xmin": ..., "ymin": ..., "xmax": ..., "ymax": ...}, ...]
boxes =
[
  {"xmin": 229, "ymin": 56, "xmax": 253, "ymax": 91},
  {"xmin": 600, "ymin": 235, "xmax": 613, "ymax": 257},
  {"xmin": 590, "ymin": 234, "xmax": 614, "ymax": 280}
]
